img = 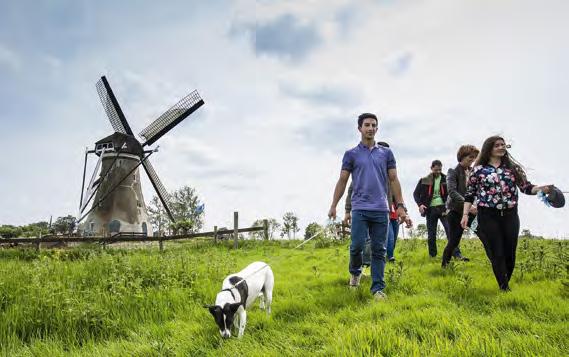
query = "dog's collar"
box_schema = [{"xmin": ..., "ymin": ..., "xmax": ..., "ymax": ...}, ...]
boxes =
[{"xmin": 222, "ymin": 288, "xmax": 238, "ymax": 302}]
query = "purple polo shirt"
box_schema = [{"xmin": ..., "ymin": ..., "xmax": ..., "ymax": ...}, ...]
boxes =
[{"xmin": 342, "ymin": 142, "xmax": 396, "ymax": 212}]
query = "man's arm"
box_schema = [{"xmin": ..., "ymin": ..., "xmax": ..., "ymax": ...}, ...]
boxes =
[
  {"xmin": 343, "ymin": 181, "xmax": 354, "ymax": 225},
  {"xmin": 328, "ymin": 170, "xmax": 351, "ymax": 220},
  {"xmin": 388, "ymin": 168, "xmax": 412, "ymax": 227},
  {"xmin": 344, "ymin": 181, "xmax": 353, "ymax": 213},
  {"xmin": 412, "ymin": 178, "xmax": 422, "ymax": 206}
]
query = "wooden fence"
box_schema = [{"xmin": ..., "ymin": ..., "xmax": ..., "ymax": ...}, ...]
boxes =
[{"xmin": 0, "ymin": 212, "xmax": 268, "ymax": 251}]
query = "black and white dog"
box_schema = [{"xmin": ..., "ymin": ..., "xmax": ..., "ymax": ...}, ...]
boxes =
[{"xmin": 205, "ymin": 261, "xmax": 274, "ymax": 338}]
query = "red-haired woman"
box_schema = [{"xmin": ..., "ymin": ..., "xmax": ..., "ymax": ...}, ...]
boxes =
[
  {"xmin": 442, "ymin": 144, "xmax": 480, "ymax": 267},
  {"xmin": 461, "ymin": 136, "xmax": 551, "ymax": 291}
]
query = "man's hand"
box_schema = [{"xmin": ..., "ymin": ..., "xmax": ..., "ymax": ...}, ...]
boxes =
[
  {"xmin": 343, "ymin": 211, "xmax": 351, "ymax": 226},
  {"xmin": 419, "ymin": 205, "xmax": 427, "ymax": 215},
  {"xmin": 403, "ymin": 215, "xmax": 413, "ymax": 228},
  {"xmin": 328, "ymin": 206, "xmax": 337, "ymax": 220},
  {"xmin": 395, "ymin": 207, "xmax": 411, "ymax": 228}
]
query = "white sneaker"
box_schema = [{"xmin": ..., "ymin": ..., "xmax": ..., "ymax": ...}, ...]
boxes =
[
  {"xmin": 349, "ymin": 274, "xmax": 361, "ymax": 287},
  {"xmin": 373, "ymin": 291, "xmax": 387, "ymax": 301}
]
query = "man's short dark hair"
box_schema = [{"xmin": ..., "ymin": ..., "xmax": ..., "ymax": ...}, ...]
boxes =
[
  {"xmin": 431, "ymin": 159, "xmax": 442, "ymax": 168},
  {"xmin": 358, "ymin": 113, "xmax": 378, "ymax": 127}
]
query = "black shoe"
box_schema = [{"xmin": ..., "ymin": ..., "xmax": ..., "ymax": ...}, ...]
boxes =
[
  {"xmin": 388, "ymin": 257, "xmax": 396, "ymax": 263},
  {"xmin": 460, "ymin": 256, "xmax": 470, "ymax": 262}
]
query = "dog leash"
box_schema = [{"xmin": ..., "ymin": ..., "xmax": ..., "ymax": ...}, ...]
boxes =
[
  {"xmin": 293, "ymin": 218, "xmax": 339, "ymax": 249},
  {"xmin": 225, "ymin": 218, "xmax": 344, "ymax": 292}
]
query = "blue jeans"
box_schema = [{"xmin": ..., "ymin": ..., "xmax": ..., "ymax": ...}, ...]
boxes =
[
  {"xmin": 387, "ymin": 219, "xmax": 399, "ymax": 260},
  {"xmin": 350, "ymin": 210, "xmax": 389, "ymax": 293}
]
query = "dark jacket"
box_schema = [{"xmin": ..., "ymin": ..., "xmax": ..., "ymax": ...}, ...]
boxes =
[
  {"xmin": 413, "ymin": 173, "xmax": 448, "ymax": 208},
  {"xmin": 446, "ymin": 164, "xmax": 468, "ymax": 213}
]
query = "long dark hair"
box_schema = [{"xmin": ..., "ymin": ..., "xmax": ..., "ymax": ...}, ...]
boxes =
[{"xmin": 475, "ymin": 135, "xmax": 528, "ymax": 185}]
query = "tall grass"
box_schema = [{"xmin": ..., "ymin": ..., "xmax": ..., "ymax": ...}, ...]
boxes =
[{"xmin": 0, "ymin": 237, "xmax": 567, "ymax": 356}]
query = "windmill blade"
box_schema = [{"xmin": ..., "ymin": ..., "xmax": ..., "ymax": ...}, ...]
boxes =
[
  {"xmin": 139, "ymin": 90, "xmax": 204, "ymax": 146},
  {"xmin": 96, "ymin": 76, "xmax": 134, "ymax": 135},
  {"xmin": 141, "ymin": 157, "xmax": 175, "ymax": 222}
]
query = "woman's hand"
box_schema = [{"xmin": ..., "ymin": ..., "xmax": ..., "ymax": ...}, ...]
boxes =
[
  {"xmin": 539, "ymin": 185, "xmax": 553, "ymax": 194},
  {"xmin": 460, "ymin": 214, "xmax": 469, "ymax": 229},
  {"xmin": 532, "ymin": 185, "xmax": 553, "ymax": 195}
]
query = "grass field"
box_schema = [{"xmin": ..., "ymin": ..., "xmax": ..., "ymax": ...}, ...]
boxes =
[{"xmin": 0, "ymin": 237, "xmax": 567, "ymax": 356}]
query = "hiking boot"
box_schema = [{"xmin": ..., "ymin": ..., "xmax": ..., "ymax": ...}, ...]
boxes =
[
  {"xmin": 349, "ymin": 274, "xmax": 361, "ymax": 287},
  {"xmin": 373, "ymin": 291, "xmax": 387, "ymax": 301}
]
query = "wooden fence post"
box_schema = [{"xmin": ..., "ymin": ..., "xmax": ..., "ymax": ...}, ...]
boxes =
[
  {"xmin": 159, "ymin": 239, "xmax": 164, "ymax": 252},
  {"xmin": 233, "ymin": 211, "xmax": 239, "ymax": 249},
  {"xmin": 263, "ymin": 219, "xmax": 269, "ymax": 240},
  {"xmin": 214, "ymin": 225, "xmax": 218, "ymax": 243}
]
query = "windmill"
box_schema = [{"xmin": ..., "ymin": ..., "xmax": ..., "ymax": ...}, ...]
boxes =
[{"xmin": 77, "ymin": 76, "xmax": 204, "ymax": 236}]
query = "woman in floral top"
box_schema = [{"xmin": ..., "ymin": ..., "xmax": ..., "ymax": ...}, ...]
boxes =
[{"xmin": 461, "ymin": 136, "xmax": 551, "ymax": 291}]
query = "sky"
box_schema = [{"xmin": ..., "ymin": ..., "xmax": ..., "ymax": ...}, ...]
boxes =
[{"xmin": 1, "ymin": 0, "xmax": 568, "ymax": 238}]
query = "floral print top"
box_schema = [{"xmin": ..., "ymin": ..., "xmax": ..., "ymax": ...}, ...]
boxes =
[{"xmin": 464, "ymin": 164, "xmax": 534, "ymax": 209}]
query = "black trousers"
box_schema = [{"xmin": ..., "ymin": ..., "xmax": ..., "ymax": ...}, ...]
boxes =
[
  {"xmin": 442, "ymin": 211, "xmax": 475, "ymax": 266},
  {"xmin": 426, "ymin": 206, "xmax": 461, "ymax": 257},
  {"xmin": 477, "ymin": 206, "xmax": 520, "ymax": 290}
]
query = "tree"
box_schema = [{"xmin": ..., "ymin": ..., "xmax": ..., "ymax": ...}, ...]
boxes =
[
  {"xmin": 0, "ymin": 225, "xmax": 22, "ymax": 238},
  {"xmin": 148, "ymin": 195, "xmax": 170, "ymax": 235},
  {"xmin": 169, "ymin": 186, "xmax": 204, "ymax": 234},
  {"xmin": 521, "ymin": 229, "xmax": 532, "ymax": 238},
  {"xmin": 281, "ymin": 212, "xmax": 300, "ymax": 239},
  {"xmin": 53, "ymin": 215, "xmax": 76, "ymax": 235},
  {"xmin": 304, "ymin": 222, "xmax": 324, "ymax": 240},
  {"xmin": 250, "ymin": 218, "xmax": 280, "ymax": 240},
  {"xmin": 416, "ymin": 223, "xmax": 427, "ymax": 238}
]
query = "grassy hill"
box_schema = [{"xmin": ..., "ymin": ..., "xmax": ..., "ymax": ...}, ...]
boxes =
[{"xmin": 0, "ymin": 237, "xmax": 567, "ymax": 356}]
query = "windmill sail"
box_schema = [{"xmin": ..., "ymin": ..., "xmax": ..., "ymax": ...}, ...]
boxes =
[
  {"xmin": 141, "ymin": 158, "xmax": 175, "ymax": 222},
  {"xmin": 139, "ymin": 90, "xmax": 204, "ymax": 146},
  {"xmin": 96, "ymin": 76, "xmax": 134, "ymax": 135}
]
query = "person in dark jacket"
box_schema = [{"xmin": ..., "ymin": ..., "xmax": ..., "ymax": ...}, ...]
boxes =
[
  {"xmin": 413, "ymin": 160, "xmax": 463, "ymax": 258},
  {"xmin": 442, "ymin": 145, "xmax": 479, "ymax": 267},
  {"xmin": 462, "ymin": 136, "xmax": 552, "ymax": 291}
]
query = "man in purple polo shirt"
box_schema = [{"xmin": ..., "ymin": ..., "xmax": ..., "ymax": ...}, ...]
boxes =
[{"xmin": 328, "ymin": 113, "xmax": 411, "ymax": 300}]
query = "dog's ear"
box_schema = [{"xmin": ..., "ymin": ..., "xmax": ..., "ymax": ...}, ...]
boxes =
[
  {"xmin": 207, "ymin": 305, "xmax": 220, "ymax": 316},
  {"xmin": 229, "ymin": 303, "xmax": 242, "ymax": 313}
]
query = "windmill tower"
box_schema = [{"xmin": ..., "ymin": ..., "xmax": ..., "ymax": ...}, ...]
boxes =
[{"xmin": 78, "ymin": 76, "xmax": 204, "ymax": 236}]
